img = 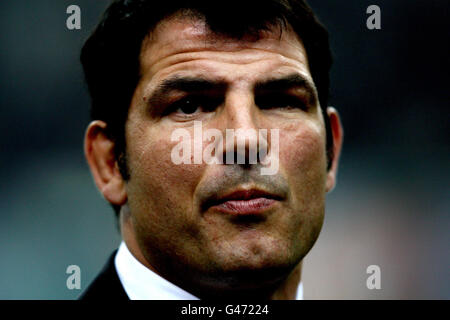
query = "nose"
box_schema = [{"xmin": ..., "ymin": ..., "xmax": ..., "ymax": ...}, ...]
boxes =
[{"xmin": 219, "ymin": 89, "xmax": 269, "ymax": 166}]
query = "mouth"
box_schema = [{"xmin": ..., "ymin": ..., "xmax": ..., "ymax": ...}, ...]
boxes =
[{"xmin": 203, "ymin": 188, "xmax": 283, "ymax": 215}]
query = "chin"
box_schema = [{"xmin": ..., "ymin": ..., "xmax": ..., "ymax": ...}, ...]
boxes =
[{"xmin": 206, "ymin": 247, "xmax": 300, "ymax": 280}]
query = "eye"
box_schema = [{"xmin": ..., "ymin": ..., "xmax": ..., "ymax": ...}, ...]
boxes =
[
  {"xmin": 167, "ymin": 96, "xmax": 204, "ymax": 116},
  {"xmin": 175, "ymin": 98, "xmax": 200, "ymax": 115},
  {"xmin": 256, "ymin": 94, "xmax": 308, "ymax": 111},
  {"xmin": 166, "ymin": 95, "xmax": 222, "ymax": 117}
]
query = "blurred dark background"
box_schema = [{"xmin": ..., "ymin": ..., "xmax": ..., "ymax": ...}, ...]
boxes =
[{"xmin": 0, "ymin": 0, "xmax": 448, "ymax": 299}]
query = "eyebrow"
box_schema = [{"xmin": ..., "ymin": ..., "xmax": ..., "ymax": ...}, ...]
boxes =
[
  {"xmin": 146, "ymin": 76, "xmax": 227, "ymax": 106},
  {"xmin": 254, "ymin": 73, "xmax": 318, "ymax": 103},
  {"xmin": 146, "ymin": 73, "xmax": 318, "ymax": 107}
]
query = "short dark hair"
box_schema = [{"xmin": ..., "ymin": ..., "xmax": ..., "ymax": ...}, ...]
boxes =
[{"xmin": 81, "ymin": 0, "xmax": 333, "ymax": 216}]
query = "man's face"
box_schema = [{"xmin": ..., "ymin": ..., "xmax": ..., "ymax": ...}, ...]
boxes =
[{"xmin": 122, "ymin": 17, "xmax": 331, "ymax": 290}]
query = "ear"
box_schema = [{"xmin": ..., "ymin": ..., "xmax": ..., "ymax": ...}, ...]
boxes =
[
  {"xmin": 84, "ymin": 121, "xmax": 127, "ymax": 206},
  {"xmin": 325, "ymin": 107, "xmax": 343, "ymax": 192}
]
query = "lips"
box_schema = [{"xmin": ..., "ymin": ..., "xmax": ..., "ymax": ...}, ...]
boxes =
[{"xmin": 204, "ymin": 189, "xmax": 282, "ymax": 215}]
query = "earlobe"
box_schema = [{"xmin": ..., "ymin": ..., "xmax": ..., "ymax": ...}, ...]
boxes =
[
  {"xmin": 325, "ymin": 107, "xmax": 343, "ymax": 192},
  {"xmin": 84, "ymin": 121, "xmax": 128, "ymax": 206}
]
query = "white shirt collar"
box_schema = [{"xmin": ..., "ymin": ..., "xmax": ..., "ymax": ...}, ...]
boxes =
[
  {"xmin": 115, "ymin": 241, "xmax": 303, "ymax": 300},
  {"xmin": 115, "ymin": 241, "xmax": 199, "ymax": 300}
]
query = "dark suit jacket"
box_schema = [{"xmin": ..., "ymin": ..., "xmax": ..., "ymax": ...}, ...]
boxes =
[{"xmin": 79, "ymin": 250, "xmax": 129, "ymax": 300}]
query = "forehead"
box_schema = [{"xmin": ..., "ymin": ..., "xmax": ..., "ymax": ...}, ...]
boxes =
[{"xmin": 138, "ymin": 16, "xmax": 312, "ymax": 87}]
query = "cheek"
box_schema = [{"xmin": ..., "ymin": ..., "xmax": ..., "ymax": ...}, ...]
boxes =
[
  {"xmin": 280, "ymin": 121, "xmax": 326, "ymax": 168},
  {"xmin": 125, "ymin": 124, "xmax": 203, "ymax": 227},
  {"xmin": 279, "ymin": 121, "xmax": 327, "ymax": 203}
]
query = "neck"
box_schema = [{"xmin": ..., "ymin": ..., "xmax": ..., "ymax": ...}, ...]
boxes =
[
  {"xmin": 269, "ymin": 262, "xmax": 302, "ymax": 300},
  {"xmin": 182, "ymin": 262, "xmax": 301, "ymax": 300}
]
